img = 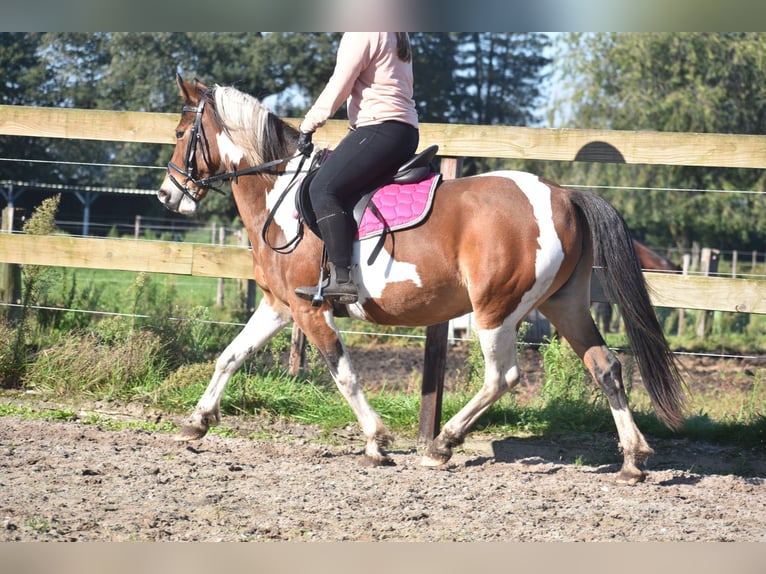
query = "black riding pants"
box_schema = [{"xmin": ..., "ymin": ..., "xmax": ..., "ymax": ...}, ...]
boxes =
[{"xmin": 308, "ymin": 120, "xmax": 419, "ymax": 268}]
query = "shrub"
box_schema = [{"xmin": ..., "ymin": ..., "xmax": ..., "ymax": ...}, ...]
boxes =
[
  {"xmin": 23, "ymin": 328, "xmax": 167, "ymax": 400},
  {"xmin": 539, "ymin": 336, "xmax": 594, "ymax": 405},
  {"xmin": 0, "ymin": 321, "xmax": 25, "ymax": 387}
]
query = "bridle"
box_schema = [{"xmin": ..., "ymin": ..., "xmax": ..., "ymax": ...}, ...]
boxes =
[
  {"xmin": 165, "ymin": 93, "xmax": 310, "ymax": 253},
  {"xmin": 165, "ymin": 98, "xmax": 226, "ymax": 205},
  {"xmin": 165, "ymin": 96, "xmax": 303, "ymax": 207}
]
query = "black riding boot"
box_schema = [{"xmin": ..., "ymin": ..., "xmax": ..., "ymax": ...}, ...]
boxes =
[{"xmin": 295, "ymin": 211, "xmax": 358, "ymax": 304}]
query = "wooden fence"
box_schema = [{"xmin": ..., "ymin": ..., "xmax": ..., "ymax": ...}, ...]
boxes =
[{"xmin": 2, "ymin": 104, "xmax": 766, "ymax": 443}]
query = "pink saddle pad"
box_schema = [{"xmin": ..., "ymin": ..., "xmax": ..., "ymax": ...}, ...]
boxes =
[{"xmin": 356, "ymin": 174, "xmax": 441, "ymax": 240}]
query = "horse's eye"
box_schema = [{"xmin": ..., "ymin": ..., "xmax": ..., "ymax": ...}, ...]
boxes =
[{"xmin": 176, "ymin": 130, "xmax": 185, "ymax": 139}]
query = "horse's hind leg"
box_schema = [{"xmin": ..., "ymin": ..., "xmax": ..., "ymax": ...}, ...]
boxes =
[
  {"xmin": 422, "ymin": 316, "xmax": 520, "ymax": 467},
  {"xmin": 293, "ymin": 307, "xmax": 394, "ymax": 466},
  {"xmin": 540, "ymin": 298, "xmax": 654, "ymax": 484},
  {"xmin": 175, "ymin": 299, "xmax": 291, "ymax": 441}
]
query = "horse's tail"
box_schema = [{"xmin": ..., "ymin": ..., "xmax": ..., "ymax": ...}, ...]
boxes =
[{"xmin": 569, "ymin": 189, "xmax": 686, "ymax": 429}]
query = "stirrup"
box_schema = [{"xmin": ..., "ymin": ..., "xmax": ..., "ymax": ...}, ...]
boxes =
[
  {"xmin": 294, "ymin": 263, "xmax": 358, "ymax": 306},
  {"xmin": 294, "ymin": 275, "xmax": 357, "ymax": 305},
  {"xmin": 311, "ymin": 266, "xmax": 327, "ymax": 307},
  {"xmin": 296, "ymin": 248, "xmax": 329, "ymax": 307}
]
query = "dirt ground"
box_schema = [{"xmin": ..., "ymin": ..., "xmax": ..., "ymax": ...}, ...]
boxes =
[{"xmin": 0, "ymin": 345, "xmax": 764, "ymax": 542}]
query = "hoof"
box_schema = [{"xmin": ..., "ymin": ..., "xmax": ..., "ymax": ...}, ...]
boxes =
[
  {"xmin": 173, "ymin": 419, "xmax": 210, "ymax": 442},
  {"xmin": 361, "ymin": 454, "xmax": 395, "ymax": 467},
  {"xmin": 616, "ymin": 467, "xmax": 647, "ymax": 485},
  {"xmin": 420, "ymin": 454, "xmax": 449, "ymax": 467},
  {"xmin": 422, "ymin": 431, "xmax": 460, "ymax": 467}
]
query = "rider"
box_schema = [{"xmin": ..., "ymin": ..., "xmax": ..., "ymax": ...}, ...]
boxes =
[{"xmin": 294, "ymin": 32, "xmax": 420, "ymax": 304}]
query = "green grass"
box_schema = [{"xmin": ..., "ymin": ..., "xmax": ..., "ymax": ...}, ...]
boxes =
[
  {"xmin": 40, "ymin": 267, "xmax": 250, "ymax": 317},
  {"xmin": 3, "ymin": 321, "xmax": 764, "ymax": 452}
]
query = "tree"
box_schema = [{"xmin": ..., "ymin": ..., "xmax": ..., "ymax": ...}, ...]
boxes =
[
  {"xmin": 412, "ymin": 33, "xmax": 551, "ymax": 175},
  {"xmin": 553, "ymin": 32, "xmax": 766, "ymax": 251},
  {"xmin": 0, "ymin": 33, "xmax": 45, "ymax": 106},
  {"xmin": 0, "ymin": 34, "xmax": 53, "ymax": 183},
  {"xmin": 246, "ymin": 32, "xmax": 340, "ymax": 115},
  {"xmin": 452, "ymin": 32, "xmax": 551, "ymax": 127},
  {"xmin": 412, "ymin": 33, "xmax": 551, "ymax": 127},
  {"xmin": 1, "ymin": 32, "xmax": 554, "ymax": 232},
  {"xmin": 411, "ymin": 33, "xmax": 461, "ymax": 123}
]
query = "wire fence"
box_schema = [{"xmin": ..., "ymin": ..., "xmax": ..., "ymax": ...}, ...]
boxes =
[{"xmin": 2, "ymin": 298, "xmax": 764, "ymax": 365}]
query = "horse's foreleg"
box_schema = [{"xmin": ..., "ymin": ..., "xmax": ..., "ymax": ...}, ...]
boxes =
[
  {"xmin": 298, "ymin": 309, "xmax": 393, "ymax": 465},
  {"xmin": 331, "ymin": 348, "xmax": 395, "ymax": 465},
  {"xmin": 175, "ymin": 300, "xmax": 291, "ymax": 441},
  {"xmin": 422, "ymin": 321, "xmax": 520, "ymax": 467}
]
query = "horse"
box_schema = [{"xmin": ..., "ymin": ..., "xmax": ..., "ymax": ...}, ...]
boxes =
[
  {"xmin": 157, "ymin": 75, "xmax": 685, "ymax": 484},
  {"xmin": 632, "ymin": 240, "xmax": 682, "ymax": 274},
  {"xmin": 593, "ymin": 240, "xmax": 682, "ymax": 334}
]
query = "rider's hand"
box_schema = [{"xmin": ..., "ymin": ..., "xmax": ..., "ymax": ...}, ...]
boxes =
[{"xmin": 297, "ymin": 131, "xmax": 314, "ymax": 155}]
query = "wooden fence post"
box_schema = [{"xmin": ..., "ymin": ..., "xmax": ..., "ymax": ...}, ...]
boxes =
[
  {"xmin": 418, "ymin": 156, "xmax": 463, "ymax": 447},
  {"xmin": 1, "ymin": 207, "xmax": 22, "ymax": 321},
  {"xmin": 677, "ymin": 253, "xmax": 691, "ymax": 336},
  {"xmin": 418, "ymin": 321, "xmax": 448, "ymax": 446},
  {"xmin": 289, "ymin": 326, "xmax": 307, "ymax": 376},
  {"xmin": 695, "ymin": 247, "xmax": 720, "ymax": 337},
  {"xmin": 238, "ymin": 228, "xmax": 257, "ymax": 315},
  {"xmin": 216, "ymin": 226, "xmax": 225, "ymax": 307}
]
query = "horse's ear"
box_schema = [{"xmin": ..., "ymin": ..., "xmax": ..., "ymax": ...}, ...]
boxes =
[{"xmin": 176, "ymin": 73, "xmax": 195, "ymax": 102}]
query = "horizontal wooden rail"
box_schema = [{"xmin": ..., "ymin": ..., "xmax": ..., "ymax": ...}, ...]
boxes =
[
  {"xmin": 644, "ymin": 272, "xmax": 766, "ymax": 314},
  {"xmin": 2, "ymin": 233, "xmax": 766, "ymax": 314},
  {"xmin": 2, "ymin": 104, "xmax": 765, "ymax": 169},
  {"xmin": 0, "ymin": 233, "xmax": 253, "ymax": 280}
]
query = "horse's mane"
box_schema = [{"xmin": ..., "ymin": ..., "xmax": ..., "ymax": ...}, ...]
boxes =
[{"xmin": 209, "ymin": 85, "xmax": 298, "ymax": 172}]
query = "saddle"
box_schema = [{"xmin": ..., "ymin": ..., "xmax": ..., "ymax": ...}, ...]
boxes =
[{"xmin": 295, "ymin": 144, "xmax": 441, "ymax": 248}]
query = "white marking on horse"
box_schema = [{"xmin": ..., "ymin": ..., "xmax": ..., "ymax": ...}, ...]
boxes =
[
  {"xmin": 264, "ymin": 153, "xmax": 311, "ymax": 241},
  {"xmin": 322, "ymin": 309, "xmax": 382, "ymax": 439},
  {"xmin": 215, "ymin": 132, "xmax": 245, "ymax": 170},
  {"xmin": 194, "ymin": 299, "xmax": 290, "ymax": 417},
  {"xmin": 481, "ymin": 171, "xmax": 565, "ymax": 303},
  {"xmin": 355, "ymin": 238, "xmax": 422, "ymax": 300},
  {"xmin": 307, "ymin": 215, "xmax": 423, "ymax": 319}
]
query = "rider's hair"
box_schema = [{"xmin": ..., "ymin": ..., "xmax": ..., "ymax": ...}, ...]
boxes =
[{"xmin": 396, "ymin": 33, "xmax": 412, "ymax": 63}]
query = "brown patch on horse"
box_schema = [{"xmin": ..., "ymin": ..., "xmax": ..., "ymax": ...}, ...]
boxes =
[{"xmin": 438, "ymin": 176, "xmax": 544, "ymax": 330}]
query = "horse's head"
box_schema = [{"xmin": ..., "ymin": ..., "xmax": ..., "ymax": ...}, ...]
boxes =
[{"xmin": 158, "ymin": 74, "xmax": 225, "ymax": 214}]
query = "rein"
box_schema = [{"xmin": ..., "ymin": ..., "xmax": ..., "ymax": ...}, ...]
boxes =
[{"xmin": 260, "ymin": 152, "xmax": 309, "ymax": 254}]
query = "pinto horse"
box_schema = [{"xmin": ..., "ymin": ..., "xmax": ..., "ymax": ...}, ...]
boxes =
[{"xmin": 157, "ymin": 75, "xmax": 685, "ymax": 484}]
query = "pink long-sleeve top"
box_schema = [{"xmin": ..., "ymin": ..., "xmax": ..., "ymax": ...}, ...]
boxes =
[{"xmin": 299, "ymin": 32, "xmax": 419, "ymax": 133}]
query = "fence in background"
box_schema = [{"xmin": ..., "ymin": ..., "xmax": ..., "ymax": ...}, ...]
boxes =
[{"xmin": 2, "ymin": 104, "xmax": 766, "ymax": 443}]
